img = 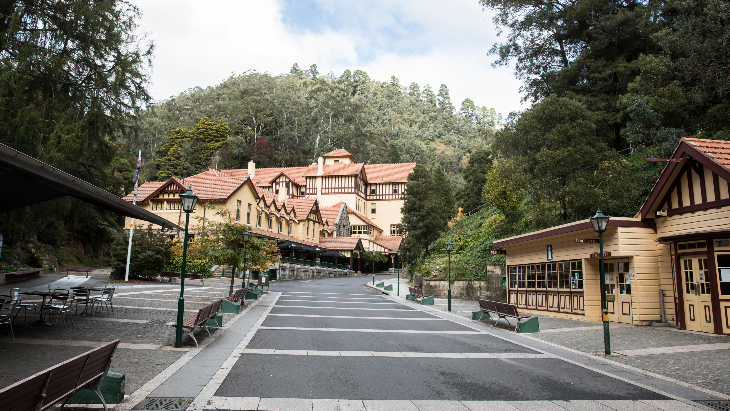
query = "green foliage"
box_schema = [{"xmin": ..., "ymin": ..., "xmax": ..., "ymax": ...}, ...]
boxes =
[
  {"xmin": 483, "ymin": 159, "xmax": 526, "ymax": 215},
  {"xmin": 361, "ymin": 251, "xmax": 388, "ymax": 264},
  {"xmin": 195, "ymin": 211, "xmax": 280, "ymax": 295},
  {"xmin": 123, "ymin": 70, "xmax": 499, "ymax": 191},
  {"xmin": 165, "ymin": 239, "xmax": 211, "ymax": 277},
  {"xmin": 400, "ymin": 164, "xmax": 454, "ymax": 265},
  {"xmin": 110, "ymin": 226, "xmax": 173, "ymax": 279},
  {"xmin": 155, "ymin": 117, "xmax": 230, "ymax": 179}
]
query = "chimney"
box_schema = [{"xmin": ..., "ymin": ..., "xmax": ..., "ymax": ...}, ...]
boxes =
[
  {"xmin": 248, "ymin": 160, "xmax": 255, "ymax": 179},
  {"xmin": 317, "ymin": 157, "xmax": 324, "ymax": 175}
]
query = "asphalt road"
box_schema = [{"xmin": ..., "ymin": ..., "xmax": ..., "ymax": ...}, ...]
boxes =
[{"xmin": 214, "ymin": 276, "xmax": 668, "ymax": 402}]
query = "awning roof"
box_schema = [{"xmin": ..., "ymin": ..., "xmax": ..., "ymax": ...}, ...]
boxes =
[{"xmin": 0, "ymin": 143, "xmax": 180, "ymax": 230}]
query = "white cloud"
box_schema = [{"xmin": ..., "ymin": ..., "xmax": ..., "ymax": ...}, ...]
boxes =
[{"xmin": 134, "ymin": 0, "xmax": 524, "ymax": 116}]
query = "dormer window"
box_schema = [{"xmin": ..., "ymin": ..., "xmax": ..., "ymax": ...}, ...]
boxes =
[
  {"xmin": 370, "ymin": 185, "xmax": 376, "ymax": 195},
  {"xmin": 334, "ymin": 160, "xmax": 340, "ymax": 164},
  {"xmin": 393, "ymin": 184, "xmax": 398, "ymax": 194}
]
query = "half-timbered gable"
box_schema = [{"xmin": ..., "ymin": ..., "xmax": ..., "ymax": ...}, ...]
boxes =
[{"xmin": 147, "ymin": 179, "xmax": 186, "ymax": 211}]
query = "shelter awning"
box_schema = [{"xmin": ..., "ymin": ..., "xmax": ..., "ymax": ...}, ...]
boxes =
[{"xmin": 0, "ymin": 143, "xmax": 180, "ymax": 230}]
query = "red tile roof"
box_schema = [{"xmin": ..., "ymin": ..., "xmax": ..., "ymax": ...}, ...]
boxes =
[
  {"xmin": 177, "ymin": 169, "xmax": 248, "ymax": 200},
  {"xmin": 683, "ymin": 138, "xmax": 730, "ymax": 171},
  {"xmin": 319, "ymin": 205, "xmax": 340, "ymax": 230},
  {"xmin": 287, "ymin": 198, "xmax": 317, "ymax": 220},
  {"xmin": 123, "ymin": 181, "xmax": 165, "ymax": 202},
  {"xmin": 364, "ymin": 163, "xmax": 416, "ymax": 183},
  {"xmin": 319, "ymin": 237, "xmax": 363, "ymax": 250},
  {"xmin": 224, "ymin": 166, "xmax": 313, "ymax": 186},
  {"xmin": 328, "ymin": 201, "xmax": 381, "ymax": 230},
  {"xmin": 323, "ymin": 149, "xmax": 355, "ymax": 159},
  {"xmin": 373, "ymin": 236, "xmax": 402, "ymax": 252},
  {"xmin": 250, "ymin": 227, "xmax": 318, "ymax": 246}
]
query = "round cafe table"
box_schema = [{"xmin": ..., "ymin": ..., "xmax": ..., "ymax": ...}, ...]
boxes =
[{"xmin": 20, "ymin": 290, "xmax": 65, "ymax": 326}]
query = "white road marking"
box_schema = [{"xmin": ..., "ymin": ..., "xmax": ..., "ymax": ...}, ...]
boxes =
[
  {"xmin": 258, "ymin": 326, "xmax": 483, "ymax": 334},
  {"xmin": 242, "ymin": 349, "xmax": 556, "ymax": 359},
  {"xmin": 273, "ymin": 305, "xmax": 418, "ymax": 311},
  {"xmin": 539, "ymin": 326, "xmax": 604, "ymax": 333},
  {"xmin": 267, "ymin": 313, "xmax": 444, "ymax": 320},
  {"xmin": 279, "ymin": 300, "xmax": 395, "ymax": 304},
  {"xmin": 200, "ymin": 398, "xmax": 702, "ymax": 411}
]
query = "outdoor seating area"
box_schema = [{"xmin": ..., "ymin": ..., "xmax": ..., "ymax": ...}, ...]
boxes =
[
  {"xmin": 277, "ymin": 241, "xmax": 351, "ymax": 270},
  {"xmin": 406, "ymin": 274, "xmax": 434, "ymax": 305},
  {"xmin": 0, "ymin": 286, "xmax": 117, "ymax": 333}
]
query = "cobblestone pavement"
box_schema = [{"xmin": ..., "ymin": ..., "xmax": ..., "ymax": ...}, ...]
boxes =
[
  {"xmin": 375, "ymin": 275, "xmax": 730, "ymax": 398},
  {"xmin": 0, "ymin": 271, "xmax": 245, "ymax": 396}
]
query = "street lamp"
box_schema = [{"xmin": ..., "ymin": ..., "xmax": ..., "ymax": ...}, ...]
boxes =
[
  {"xmin": 241, "ymin": 231, "xmax": 250, "ymax": 289},
  {"xmin": 372, "ymin": 251, "xmax": 375, "ymax": 285},
  {"xmin": 590, "ymin": 208, "xmax": 611, "ymax": 355},
  {"xmin": 175, "ymin": 185, "xmax": 199, "ymax": 348},
  {"xmin": 397, "ymin": 249, "xmax": 401, "ymax": 297},
  {"xmin": 445, "ymin": 240, "xmax": 453, "ymax": 312}
]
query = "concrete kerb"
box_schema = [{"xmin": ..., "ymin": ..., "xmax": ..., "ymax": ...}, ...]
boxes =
[
  {"xmin": 375, "ymin": 289, "xmax": 729, "ymax": 407},
  {"xmin": 112, "ymin": 296, "xmax": 264, "ymax": 411},
  {"xmin": 365, "ymin": 277, "xmax": 409, "ymax": 299}
]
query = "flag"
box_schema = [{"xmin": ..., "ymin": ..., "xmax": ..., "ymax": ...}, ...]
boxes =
[{"xmin": 133, "ymin": 151, "xmax": 141, "ymax": 184}]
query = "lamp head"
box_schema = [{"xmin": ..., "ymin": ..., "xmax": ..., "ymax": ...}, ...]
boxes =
[
  {"xmin": 180, "ymin": 185, "xmax": 199, "ymax": 213},
  {"xmin": 445, "ymin": 240, "xmax": 453, "ymax": 252},
  {"xmin": 590, "ymin": 208, "xmax": 610, "ymax": 233},
  {"xmin": 397, "ymin": 248, "xmax": 401, "ymax": 256},
  {"xmin": 243, "ymin": 231, "xmax": 251, "ymax": 243}
]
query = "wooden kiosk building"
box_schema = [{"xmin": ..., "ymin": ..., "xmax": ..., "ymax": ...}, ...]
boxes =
[{"xmin": 493, "ymin": 138, "xmax": 730, "ymax": 335}]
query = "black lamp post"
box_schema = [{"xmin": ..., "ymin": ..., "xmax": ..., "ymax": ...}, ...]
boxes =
[
  {"xmin": 241, "ymin": 231, "xmax": 250, "ymax": 289},
  {"xmin": 372, "ymin": 251, "xmax": 375, "ymax": 285},
  {"xmin": 175, "ymin": 185, "xmax": 199, "ymax": 348},
  {"xmin": 590, "ymin": 208, "xmax": 611, "ymax": 355},
  {"xmin": 397, "ymin": 249, "xmax": 401, "ymax": 297},
  {"xmin": 445, "ymin": 240, "xmax": 453, "ymax": 312}
]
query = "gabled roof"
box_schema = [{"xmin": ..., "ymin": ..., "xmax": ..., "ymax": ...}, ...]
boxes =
[
  {"xmin": 123, "ymin": 181, "xmax": 165, "ymax": 202},
  {"xmin": 128, "ymin": 179, "xmax": 186, "ymax": 203},
  {"xmin": 287, "ymin": 197, "xmax": 317, "ymax": 220},
  {"xmin": 177, "ymin": 169, "xmax": 251, "ymax": 200},
  {"xmin": 364, "ymin": 163, "xmax": 416, "ymax": 183},
  {"xmin": 319, "ymin": 237, "xmax": 364, "ymax": 251},
  {"xmin": 323, "ymin": 149, "xmax": 356, "ymax": 161},
  {"xmin": 373, "ymin": 236, "xmax": 402, "ymax": 252},
  {"xmin": 319, "ymin": 205, "xmax": 340, "ymax": 231},
  {"xmin": 328, "ymin": 201, "xmax": 381, "ymax": 230},
  {"xmin": 639, "ymin": 137, "xmax": 730, "ymax": 220},
  {"xmin": 225, "ymin": 166, "xmax": 313, "ymax": 186}
]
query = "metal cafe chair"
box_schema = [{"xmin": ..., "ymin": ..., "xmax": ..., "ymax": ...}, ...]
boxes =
[
  {"xmin": 47, "ymin": 290, "xmax": 73, "ymax": 328},
  {"xmin": 10, "ymin": 288, "xmax": 37, "ymax": 325},
  {"xmin": 0, "ymin": 299, "xmax": 14, "ymax": 340},
  {"xmin": 93, "ymin": 287, "xmax": 115, "ymax": 315},
  {"xmin": 71, "ymin": 287, "xmax": 94, "ymax": 315}
]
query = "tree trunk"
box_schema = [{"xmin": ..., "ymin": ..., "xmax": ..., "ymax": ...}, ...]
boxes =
[{"xmin": 229, "ymin": 263, "xmax": 239, "ymax": 296}]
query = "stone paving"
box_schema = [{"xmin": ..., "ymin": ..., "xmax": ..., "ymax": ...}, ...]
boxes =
[
  {"xmin": 373, "ymin": 276, "xmax": 730, "ymax": 397},
  {"xmin": 0, "ymin": 270, "xmax": 244, "ymax": 395}
]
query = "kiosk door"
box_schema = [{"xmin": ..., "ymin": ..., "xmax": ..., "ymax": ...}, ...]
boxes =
[
  {"xmin": 604, "ymin": 260, "xmax": 632, "ymax": 324},
  {"xmin": 681, "ymin": 257, "xmax": 714, "ymax": 333}
]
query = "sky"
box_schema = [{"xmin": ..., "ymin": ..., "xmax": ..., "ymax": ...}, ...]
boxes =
[{"xmin": 133, "ymin": 0, "xmax": 525, "ymax": 118}]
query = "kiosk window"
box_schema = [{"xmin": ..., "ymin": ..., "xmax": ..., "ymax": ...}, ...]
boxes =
[
  {"xmin": 570, "ymin": 261, "xmax": 583, "ymax": 289},
  {"xmin": 717, "ymin": 254, "xmax": 730, "ymax": 295}
]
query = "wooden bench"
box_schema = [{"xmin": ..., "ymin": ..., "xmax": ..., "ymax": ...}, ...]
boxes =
[
  {"xmin": 477, "ymin": 299, "xmax": 538, "ymax": 332},
  {"xmin": 0, "ymin": 339, "xmax": 120, "ymax": 411},
  {"xmin": 171, "ymin": 299, "xmax": 222, "ymax": 347},
  {"xmin": 160, "ymin": 271, "xmax": 205, "ymax": 285},
  {"xmin": 0, "ymin": 268, "xmax": 43, "ymax": 285},
  {"xmin": 407, "ymin": 286, "xmax": 434, "ymax": 305},
  {"xmin": 225, "ymin": 287, "xmax": 247, "ymax": 303},
  {"xmin": 412, "ymin": 274, "xmax": 423, "ymax": 289}
]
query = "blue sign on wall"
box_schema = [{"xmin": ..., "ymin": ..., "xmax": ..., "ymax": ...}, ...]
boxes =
[{"xmin": 547, "ymin": 245, "xmax": 553, "ymax": 261}]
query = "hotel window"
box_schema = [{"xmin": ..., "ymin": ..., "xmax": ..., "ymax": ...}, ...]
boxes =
[
  {"xmin": 268, "ymin": 216, "xmax": 273, "ymax": 230},
  {"xmin": 247, "ymin": 204, "xmax": 251, "ymax": 224},
  {"xmin": 371, "ymin": 203, "xmax": 376, "ymax": 214},
  {"xmin": 307, "ymin": 221, "xmax": 310, "ymax": 237},
  {"xmin": 288, "ymin": 222, "xmax": 292, "ymax": 235},
  {"xmin": 352, "ymin": 225, "xmax": 368, "ymax": 235},
  {"xmin": 301, "ymin": 186, "xmax": 306, "ymax": 196},
  {"xmin": 257, "ymin": 211, "xmax": 262, "ymax": 227},
  {"xmin": 390, "ymin": 224, "xmax": 399, "ymax": 235},
  {"xmin": 279, "ymin": 220, "xmax": 283, "ymax": 233},
  {"xmin": 370, "ymin": 185, "xmax": 376, "ymax": 195},
  {"xmin": 236, "ymin": 200, "xmax": 241, "ymax": 221},
  {"xmin": 393, "ymin": 184, "xmax": 398, "ymax": 194},
  {"xmin": 334, "ymin": 160, "xmax": 340, "ymax": 164}
]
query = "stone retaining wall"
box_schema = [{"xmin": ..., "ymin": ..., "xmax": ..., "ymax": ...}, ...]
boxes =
[
  {"xmin": 422, "ymin": 265, "xmax": 505, "ymax": 301},
  {"xmin": 277, "ymin": 263, "xmax": 355, "ymax": 280}
]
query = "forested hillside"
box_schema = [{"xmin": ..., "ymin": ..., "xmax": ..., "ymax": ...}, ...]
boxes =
[{"xmin": 123, "ymin": 66, "xmax": 501, "ymax": 190}]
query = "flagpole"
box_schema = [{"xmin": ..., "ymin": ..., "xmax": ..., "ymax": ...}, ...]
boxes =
[{"xmin": 125, "ymin": 150, "xmax": 142, "ymax": 282}]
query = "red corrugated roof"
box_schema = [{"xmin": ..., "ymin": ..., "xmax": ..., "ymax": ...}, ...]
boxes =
[
  {"xmin": 364, "ymin": 163, "xmax": 416, "ymax": 183},
  {"xmin": 684, "ymin": 138, "xmax": 730, "ymax": 171},
  {"xmin": 373, "ymin": 236, "xmax": 402, "ymax": 252}
]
